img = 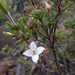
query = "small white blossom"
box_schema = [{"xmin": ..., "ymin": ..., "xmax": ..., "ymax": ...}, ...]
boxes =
[{"xmin": 23, "ymin": 42, "xmax": 45, "ymax": 63}]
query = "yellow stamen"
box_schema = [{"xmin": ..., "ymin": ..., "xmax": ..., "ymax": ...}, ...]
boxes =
[{"xmin": 32, "ymin": 50, "xmax": 36, "ymax": 54}]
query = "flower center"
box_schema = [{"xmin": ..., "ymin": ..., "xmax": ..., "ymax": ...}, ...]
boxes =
[{"xmin": 32, "ymin": 50, "xmax": 36, "ymax": 54}]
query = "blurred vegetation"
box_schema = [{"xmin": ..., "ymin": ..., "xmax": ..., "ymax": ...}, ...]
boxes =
[{"xmin": 0, "ymin": 0, "xmax": 75, "ymax": 75}]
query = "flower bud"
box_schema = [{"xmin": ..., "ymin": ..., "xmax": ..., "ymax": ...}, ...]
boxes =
[
  {"xmin": 3, "ymin": 32, "xmax": 12, "ymax": 36},
  {"xmin": 26, "ymin": 17, "xmax": 34, "ymax": 27},
  {"xmin": 24, "ymin": 6, "xmax": 30, "ymax": 14},
  {"xmin": 42, "ymin": 1, "xmax": 51, "ymax": 12}
]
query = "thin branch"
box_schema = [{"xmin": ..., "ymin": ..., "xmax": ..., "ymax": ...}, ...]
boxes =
[
  {"xmin": 6, "ymin": 12, "xmax": 16, "ymax": 26},
  {"xmin": 50, "ymin": 20, "xmax": 61, "ymax": 75},
  {"xmin": 28, "ymin": 0, "xmax": 36, "ymax": 12},
  {"xmin": 53, "ymin": 49, "xmax": 61, "ymax": 75},
  {"xmin": 59, "ymin": 44, "xmax": 69, "ymax": 75}
]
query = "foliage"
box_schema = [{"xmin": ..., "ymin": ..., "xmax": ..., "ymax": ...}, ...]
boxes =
[{"xmin": 0, "ymin": 0, "xmax": 75, "ymax": 75}]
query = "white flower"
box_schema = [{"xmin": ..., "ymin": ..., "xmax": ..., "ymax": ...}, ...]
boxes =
[{"xmin": 23, "ymin": 42, "xmax": 45, "ymax": 63}]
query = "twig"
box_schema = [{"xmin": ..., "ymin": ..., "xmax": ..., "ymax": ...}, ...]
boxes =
[
  {"xmin": 50, "ymin": 18, "xmax": 61, "ymax": 75},
  {"xmin": 59, "ymin": 44, "xmax": 70, "ymax": 75},
  {"xmin": 53, "ymin": 49, "xmax": 61, "ymax": 75},
  {"xmin": 6, "ymin": 12, "xmax": 16, "ymax": 26},
  {"xmin": 12, "ymin": 49, "xmax": 24, "ymax": 57},
  {"xmin": 49, "ymin": 0, "xmax": 62, "ymax": 74},
  {"xmin": 28, "ymin": 0, "xmax": 36, "ymax": 12}
]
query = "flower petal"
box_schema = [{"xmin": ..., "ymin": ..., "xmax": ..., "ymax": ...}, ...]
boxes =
[
  {"xmin": 30, "ymin": 42, "xmax": 37, "ymax": 50},
  {"xmin": 23, "ymin": 49, "xmax": 32, "ymax": 57},
  {"xmin": 32, "ymin": 54, "xmax": 39, "ymax": 63},
  {"xmin": 36, "ymin": 47, "xmax": 45, "ymax": 54}
]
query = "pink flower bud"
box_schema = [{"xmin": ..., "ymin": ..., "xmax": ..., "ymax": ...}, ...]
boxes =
[{"xmin": 42, "ymin": 1, "xmax": 51, "ymax": 12}]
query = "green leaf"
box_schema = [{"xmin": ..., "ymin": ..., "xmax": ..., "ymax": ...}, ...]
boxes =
[
  {"xmin": 31, "ymin": 30, "xmax": 37, "ymax": 38},
  {"xmin": 5, "ymin": 22, "xmax": 14, "ymax": 30},
  {"xmin": 63, "ymin": 1, "xmax": 74, "ymax": 11},
  {"xmin": 38, "ymin": 36, "xmax": 46, "ymax": 42},
  {"xmin": 19, "ymin": 25, "xmax": 30, "ymax": 38},
  {"xmin": 56, "ymin": 29, "xmax": 64, "ymax": 41},
  {"xmin": 0, "ymin": 0, "xmax": 9, "ymax": 14},
  {"xmin": 64, "ymin": 19, "xmax": 75, "ymax": 28},
  {"xmin": 0, "ymin": 4, "xmax": 7, "ymax": 14},
  {"xmin": 31, "ymin": 12, "xmax": 40, "ymax": 19},
  {"xmin": 15, "ymin": 39, "xmax": 23, "ymax": 46},
  {"xmin": 4, "ymin": 0, "xmax": 9, "ymax": 10},
  {"xmin": 50, "ymin": 0, "xmax": 56, "ymax": 3},
  {"xmin": 49, "ymin": 27, "xmax": 54, "ymax": 34}
]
